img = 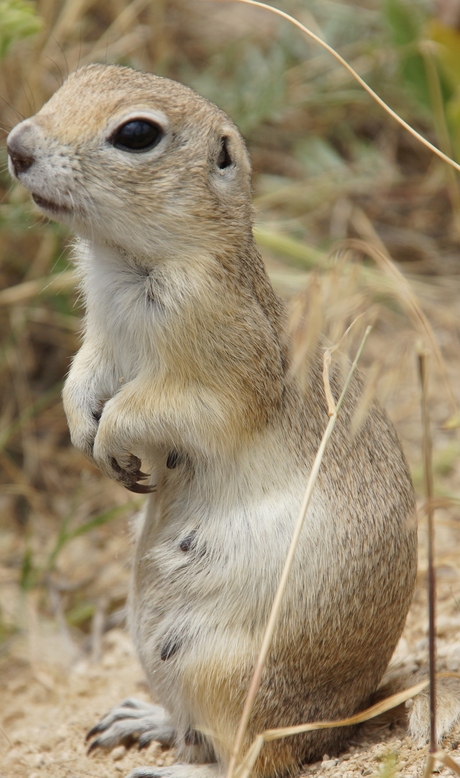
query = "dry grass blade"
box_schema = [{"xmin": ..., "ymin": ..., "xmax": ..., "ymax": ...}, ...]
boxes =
[
  {"xmin": 45, "ymin": 0, "xmax": 94, "ymax": 53},
  {"xmin": 254, "ymin": 226, "xmax": 326, "ymax": 269},
  {"xmin": 423, "ymin": 753, "xmax": 436, "ymax": 778},
  {"xmin": 340, "ymin": 233, "xmax": 457, "ymax": 415},
  {"xmin": 418, "ymin": 349, "xmax": 437, "ymax": 754},
  {"xmin": 83, "ymin": 0, "xmax": 152, "ymax": 63},
  {"xmin": 0, "ymin": 725, "xmax": 13, "ymax": 748},
  {"xmin": 0, "ymin": 270, "xmax": 76, "ymax": 307},
  {"xmin": 322, "ymin": 349, "xmax": 335, "ymax": 417},
  {"xmin": 419, "ymin": 40, "xmax": 460, "ymax": 228},
  {"xmin": 414, "ymin": 353, "xmax": 460, "ymax": 778},
  {"xmin": 322, "ymin": 314, "xmax": 365, "ymax": 416},
  {"xmin": 235, "ymin": 681, "xmax": 430, "ymax": 778},
  {"xmin": 235, "ymin": 673, "xmax": 460, "ymax": 778},
  {"xmin": 263, "ymin": 681, "xmax": 432, "ymax": 740},
  {"xmin": 226, "ymin": 326, "xmax": 372, "ymax": 778},
  {"xmin": 234, "ymin": 735, "xmax": 265, "ymax": 778},
  {"xmin": 436, "ymin": 752, "xmax": 460, "ymax": 775},
  {"xmin": 212, "ymin": 0, "xmax": 460, "ymax": 173}
]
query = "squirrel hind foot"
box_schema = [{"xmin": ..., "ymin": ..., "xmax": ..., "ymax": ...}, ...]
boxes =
[
  {"xmin": 408, "ymin": 676, "xmax": 460, "ymax": 744},
  {"xmin": 126, "ymin": 767, "xmax": 219, "ymax": 778},
  {"xmin": 86, "ymin": 698, "xmax": 175, "ymax": 753}
]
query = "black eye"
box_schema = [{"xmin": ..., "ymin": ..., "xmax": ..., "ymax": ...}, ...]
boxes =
[
  {"xmin": 217, "ymin": 136, "xmax": 232, "ymax": 169},
  {"xmin": 110, "ymin": 120, "xmax": 163, "ymax": 153}
]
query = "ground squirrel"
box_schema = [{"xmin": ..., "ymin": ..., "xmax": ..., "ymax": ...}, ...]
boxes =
[{"xmin": 7, "ymin": 64, "xmax": 421, "ymax": 778}]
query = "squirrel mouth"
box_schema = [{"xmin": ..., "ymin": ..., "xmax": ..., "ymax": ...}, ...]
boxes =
[{"xmin": 32, "ymin": 192, "xmax": 72, "ymax": 215}]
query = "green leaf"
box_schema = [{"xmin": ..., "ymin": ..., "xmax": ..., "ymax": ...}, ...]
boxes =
[
  {"xmin": 384, "ymin": 0, "xmax": 422, "ymax": 46},
  {"xmin": 20, "ymin": 543, "xmax": 37, "ymax": 591},
  {"xmin": 383, "ymin": 0, "xmax": 432, "ymax": 109},
  {"xmin": 0, "ymin": 0, "xmax": 42, "ymax": 61},
  {"xmin": 46, "ymin": 501, "xmax": 139, "ymax": 572},
  {"xmin": 429, "ymin": 20, "xmax": 460, "ymax": 88}
]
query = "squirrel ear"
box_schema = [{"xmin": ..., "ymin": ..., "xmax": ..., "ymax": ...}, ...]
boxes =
[{"xmin": 216, "ymin": 136, "xmax": 233, "ymax": 169}]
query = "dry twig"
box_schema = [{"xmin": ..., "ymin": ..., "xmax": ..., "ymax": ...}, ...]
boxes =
[{"xmin": 418, "ymin": 349, "xmax": 437, "ymax": 753}]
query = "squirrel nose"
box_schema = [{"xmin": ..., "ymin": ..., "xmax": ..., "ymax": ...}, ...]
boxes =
[{"xmin": 7, "ymin": 123, "xmax": 36, "ymax": 176}]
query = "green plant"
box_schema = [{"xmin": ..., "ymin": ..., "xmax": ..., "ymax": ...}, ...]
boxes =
[{"xmin": 0, "ymin": 0, "xmax": 42, "ymax": 61}]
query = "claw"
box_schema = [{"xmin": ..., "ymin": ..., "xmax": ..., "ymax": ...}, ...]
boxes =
[
  {"xmin": 110, "ymin": 457, "xmax": 123, "ymax": 474},
  {"xmin": 87, "ymin": 737, "xmax": 101, "ymax": 754},
  {"xmin": 87, "ymin": 735, "xmax": 137, "ymax": 755},
  {"xmin": 126, "ymin": 482, "xmax": 156, "ymax": 494},
  {"xmin": 86, "ymin": 726, "xmax": 139, "ymax": 754},
  {"xmin": 138, "ymin": 731, "xmax": 156, "ymax": 750},
  {"xmin": 108, "ymin": 456, "xmax": 154, "ymax": 491},
  {"xmin": 86, "ymin": 699, "xmax": 175, "ymax": 756},
  {"xmin": 86, "ymin": 720, "xmax": 119, "ymax": 749},
  {"xmin": 86, "ymin": 724, "xmax": 101, "ymax": 742}
]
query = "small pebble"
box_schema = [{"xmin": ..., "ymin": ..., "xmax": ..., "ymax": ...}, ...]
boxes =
[
  {"xmin": 111, "ymin": 745, "xmax": 126, "ymax": 761},
  {"xmin": 27, "ymin": 753, "xmax": 46, "ymax": 768},
  {"xmin": 5, "ymin": 747, "xmax": 22, "ymax": 765},
  {"xmin": 56, "ymin": 724, "xmax": 69, "ymax": 741}
]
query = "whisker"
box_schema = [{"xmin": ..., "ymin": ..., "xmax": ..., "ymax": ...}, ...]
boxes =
[{"xmin": 0, "ymin": 94, "xmax": 25, "ymax": 122}]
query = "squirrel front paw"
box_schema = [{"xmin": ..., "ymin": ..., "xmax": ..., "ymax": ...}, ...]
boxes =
[
  {"xmin": 67, "ymin": 412, "xmax": 100, "ymax": 461},
  {"xmin": 103, "ymin": 451, "xmax": 153, "ymax": 493},
  {"xmin": 92, "ymin": 402, "xmax": 154, "ymax": 493},
  {"xmin": 63, "ymin": 380, "xmax": 102, "ymax": 461}
]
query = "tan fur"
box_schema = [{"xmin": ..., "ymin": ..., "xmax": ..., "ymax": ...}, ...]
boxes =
[{"xmin": 8, "ymin": 64, "xmax": 420, "ymax": 778}]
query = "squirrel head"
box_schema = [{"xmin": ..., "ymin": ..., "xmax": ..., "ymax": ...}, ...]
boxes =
[{"xmin": 7, "ymin": 64, "xmax": 254, "ymax": 261}]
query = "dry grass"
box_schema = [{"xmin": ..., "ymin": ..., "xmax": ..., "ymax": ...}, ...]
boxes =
[{"xmin": 1, "ymin": 0, "xmax": 460, "ymax": 775}]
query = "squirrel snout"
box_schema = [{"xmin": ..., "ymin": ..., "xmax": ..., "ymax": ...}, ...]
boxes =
[{"xmin": 7, "ymin": 122, "xmax": 36, "ymax": 177}]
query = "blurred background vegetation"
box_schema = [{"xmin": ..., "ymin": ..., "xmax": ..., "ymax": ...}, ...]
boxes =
[{"xmin": 1, "ymin": 0, "xmax": 460, "ymax": 673}]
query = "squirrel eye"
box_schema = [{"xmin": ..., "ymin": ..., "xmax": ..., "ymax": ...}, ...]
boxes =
[{"xmin": 110, "ymin": 120, "xmax": 163, "ymax": 153}]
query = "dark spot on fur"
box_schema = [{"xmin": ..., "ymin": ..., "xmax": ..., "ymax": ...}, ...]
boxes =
[
  {"xmin": 167, "ymin": 450, "xmax": 181, "ymax": 469},
  {"xmin": 145, "ymin": 277, "xmax": 155, "ymax": 303},
  {"xmin": 160, "ymin": 635, "xmax": 182, "ymax": 661},
  {"xmin": 179, "ymin": 531, "xmax": 197, "ymax": 552}
]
